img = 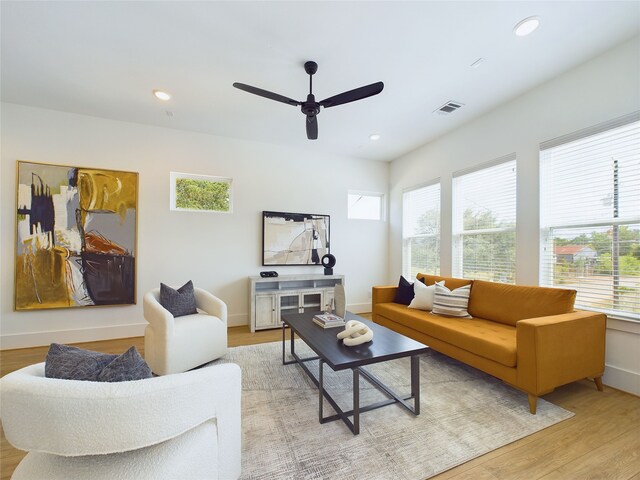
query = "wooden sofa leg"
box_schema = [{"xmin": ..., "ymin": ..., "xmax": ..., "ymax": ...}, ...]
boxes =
[
  {"xmin": 528, "ymin": 394, "xmax": 537, "ymax": 414},
  {"xmin": 594, "ymin": 376, "xmax": 604, "ymax": 392}
]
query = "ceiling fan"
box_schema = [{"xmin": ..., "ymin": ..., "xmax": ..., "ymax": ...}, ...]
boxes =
[{"xmin": 233, "ymin": 61, "xmax": 384, "ymax": 140}]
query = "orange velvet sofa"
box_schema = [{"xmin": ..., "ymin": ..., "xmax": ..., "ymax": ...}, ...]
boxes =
[{"xmin": 372, "ymin": 274, "xmax": 607, "ymax": 413}]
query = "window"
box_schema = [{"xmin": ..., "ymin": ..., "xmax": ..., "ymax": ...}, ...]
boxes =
[
  {"xmin": 402, "ymin": 182, "xmax": 440, "ymax": 278},
  {"xmin": 170, "ymin": 172, "xmax": 232, "ymax": 213},
  {"xmin": 540, "ymin": 113, "xmax": 640, "ymax": 320},
  {"xmin": 348, "ymin": 191, "xmax": 383, "ymax": 220},
  {"xmin": 453, "ymin": 155, "xmax": 517, "ymax": 283}
]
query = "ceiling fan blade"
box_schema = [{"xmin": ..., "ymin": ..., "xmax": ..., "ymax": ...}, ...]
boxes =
[
  {"xmin": 319, "ymin": 81, "xmax": 384, "ymax": 108},
  {"xmin": 233, "ymin": 83, "xmax": 301, "ymax": 106},
  {"xmin": 306, "ymin": 115, "xmax": 318, "ymax": 140}
]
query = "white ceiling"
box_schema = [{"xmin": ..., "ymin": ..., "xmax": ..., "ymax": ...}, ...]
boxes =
[{"xmin": 2, "ymin": 1, "xmax": 639, "ymax": 162}]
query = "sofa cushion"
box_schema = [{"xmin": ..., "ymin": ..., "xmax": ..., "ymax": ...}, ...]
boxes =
[
  {"xmin": 432, "ymin": 283, "xmax": 471, "ymax": 317},
  {"xmin": 468, "ymin": 280, "xmax": 576, "ymax": 326},
  {"xmin": 408, "ymin": 280, "xmax": 443, "ymax": 311},
  {"xmin": 45, "ymin": 343, "xmax": 118, "ymax": 381},
  {"xmin": 160, "ymin": 281, "xmax": 198, "ymax": 318},
  {"xmin": 375, "ymin": 303, "xmax": 516, "ymax": 367},
  {"xmin": 97, "ymin": 347, "xmax": 153, "ymax": 382},
  {"xmin": 45, "ymin": 344, "xmax": 152, "ymax": 382},
  {"xmin": 393, "ymin": 276, "xmax": 415, "ymax": 305},
  {"xmin": 417, "ymin": 274, "xmax": 472, "ymax": 290}
]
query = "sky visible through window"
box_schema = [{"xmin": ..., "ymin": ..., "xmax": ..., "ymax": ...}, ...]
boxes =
[{"xmin": 348, "ymin": 193, "xmax": 382, "ymax": 220}]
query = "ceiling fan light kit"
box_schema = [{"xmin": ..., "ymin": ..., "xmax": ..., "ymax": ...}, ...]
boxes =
[{"xmin": 233, "ymin": 61, "xmax": 384, "ymax": 140}]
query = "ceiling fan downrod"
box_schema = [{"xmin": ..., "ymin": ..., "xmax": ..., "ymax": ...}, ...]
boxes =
[{"xmin": 302, "ymin": 61, "xmax": 320, "ymax": 118}]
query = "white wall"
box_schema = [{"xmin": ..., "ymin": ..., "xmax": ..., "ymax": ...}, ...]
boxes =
[
  {"xmin": 1, "ymin": 103, "xmax": 389, "ymax": 349},
  {"xmin": 388, "ymin": 36, "xmax": 640, "ymax": 395}
]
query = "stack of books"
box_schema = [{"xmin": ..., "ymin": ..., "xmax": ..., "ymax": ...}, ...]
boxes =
[{"xmin": 313, "ymin": 313, "xmax": 345, "ymax": 329}]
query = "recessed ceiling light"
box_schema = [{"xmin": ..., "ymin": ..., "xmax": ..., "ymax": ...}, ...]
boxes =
[
  {"xmin": 153, "ymin": 89, "xmax": 171, "ymax": 101},
  {"xmin": 513, "ymin": 16, "xmax": 540, "ymax": 37},
  {"xmin": 369, "ymin": 134, "xmax": 380, "ymax": 141}
]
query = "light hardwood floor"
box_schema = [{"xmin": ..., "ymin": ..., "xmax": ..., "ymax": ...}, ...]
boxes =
[{"xmin": 1, "ymin": 324, "xmax": 639, "ymax": 480}]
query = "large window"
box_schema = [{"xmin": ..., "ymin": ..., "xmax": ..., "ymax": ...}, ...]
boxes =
[
  {"xmin": 402, "ymin": 182, "xmax": 440, "ymax": 278},
  {"xmin": 540, "ymin": 113, "xmax": 640, "ymax": 320},
  {"xmin": 453, "ymin": 155, "xmax": 517, "ymax": 283}
]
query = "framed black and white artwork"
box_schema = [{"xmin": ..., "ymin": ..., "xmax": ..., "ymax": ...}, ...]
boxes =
[{"xmin": 262, "ymin": 211, "xmax": 330, "ymax": 266}]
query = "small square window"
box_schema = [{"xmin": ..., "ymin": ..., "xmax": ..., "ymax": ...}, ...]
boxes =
[
  {"xmin": 170, "ymin": 172, "xmax": 232, "ymax": 213},
  {"xmin": 348, "ymin": 191, "xmax": 384, "ymax": 220}
]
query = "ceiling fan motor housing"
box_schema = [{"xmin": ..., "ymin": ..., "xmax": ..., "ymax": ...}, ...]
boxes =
[{"xmin": 302, "ymin": 94, "xmax": 320, "ymax": 116}]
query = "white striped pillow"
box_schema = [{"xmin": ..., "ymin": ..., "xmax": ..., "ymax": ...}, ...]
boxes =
[{"xmin": 432, "ymin": 283, "xmax": 472, "ymax": 318}]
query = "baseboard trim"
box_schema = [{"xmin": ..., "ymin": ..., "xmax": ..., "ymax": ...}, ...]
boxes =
[
  {"xmin": 228, "ymin": 313, "xmax": 249, "ymax": 327},
  {"xmin": 1, "ymin": 323, "xmax": 147, "ymax": 350},
  {"xmin": 2, "ymin": 304, "xmax": 373, "ymax": 349},
  {"xmin": 348, "ymin": 302, "xmax": 372, "ymax": 314},
  {"xmin": 603, "ymin": 363, "xmax": 640, "ymax": 396}
]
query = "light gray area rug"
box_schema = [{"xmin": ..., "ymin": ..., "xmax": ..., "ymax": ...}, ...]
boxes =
[{"xmin": 211, "ymin": 341, "xmax": 573, "ymax": 480}]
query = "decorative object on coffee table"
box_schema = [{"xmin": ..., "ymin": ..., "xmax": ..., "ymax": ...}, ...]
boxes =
[
  {"xmin": 313, "ymin": 312, "xmax": 345, "ymax": 329},
  {"xmin": 334, "ymin": 283, "xmax": 346, "ymax": 317},
  {"xmin": 337, "ymin": 320, "xmax": 373, "ymax": 346}
]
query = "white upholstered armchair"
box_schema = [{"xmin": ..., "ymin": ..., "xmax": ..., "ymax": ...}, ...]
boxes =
[
  {"xmin": 143, "ymin": 287, "xmax": 228, "ymax": 375},
  {"xmin": 1, "ymin": 362, "xmax": 241, "ymax": 480}
]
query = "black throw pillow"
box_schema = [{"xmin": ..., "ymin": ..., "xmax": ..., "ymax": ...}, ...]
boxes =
[
  {"xmin": 394, "ymin": 276, "xmax": 416, "ymax": 305},
  {"xmin": 45, "ymin": 343, "xmax": 152, "ymax": 382},
  {"xmin": 45, "ymin": 343, "xmax": 117, "ymax": 381},
  {"xmin": 97, "ymin": 346, "xmax": 152, "ymax": 382},
  {"xmin": 160, "ymin": 280, "xmax": 198, "ymax": 317}
]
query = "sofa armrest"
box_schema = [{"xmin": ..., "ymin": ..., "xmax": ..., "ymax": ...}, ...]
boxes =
[
  {"xmin": 372, "ymin": 286, "xmax": 398, "ymax": 306},
  {"xmin": 516, "ymin": 310, "xmax": 606, "ymax": 395}
]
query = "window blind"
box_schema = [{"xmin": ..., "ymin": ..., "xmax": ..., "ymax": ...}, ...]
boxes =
[
  {"xmin": 453, "ymin": 155, "xmax": 517, "ymax": 283},
  {"xmin": 540, "ymin": 115, "xmax": 640, "ymax": 320},
  {"xmin": 402, "ymin": 181, "xmax": 440, "ymax": 278}
]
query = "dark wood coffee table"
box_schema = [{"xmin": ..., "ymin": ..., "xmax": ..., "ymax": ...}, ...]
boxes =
[{"xmin": 281, "ymin": 311, "xmax": 429, "ymax": 435}]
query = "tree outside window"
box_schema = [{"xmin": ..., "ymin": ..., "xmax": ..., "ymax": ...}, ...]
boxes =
[
  {"xmin": 170, "ymin": 172, "xmax": 232, "ymax": 213},
  {"xmin": 453, "ymin": 156, "xmax": 517, "ymax": 284},
  {"xmin": 402, "ymin": 182, "xmax": 440, "ymax": 278}
]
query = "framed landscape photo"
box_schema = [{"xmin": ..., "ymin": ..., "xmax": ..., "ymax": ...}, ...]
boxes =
[
  {"xmin": 170, "ymin": 172, "xmax": 233, "ymax": 213},
  {"xmin": 263, "ymin": 211, "xmax": 330, "ymax": 266},
  {"xmin": 15, "ymin": 160, "xmax": 138, "ymax": 310}
]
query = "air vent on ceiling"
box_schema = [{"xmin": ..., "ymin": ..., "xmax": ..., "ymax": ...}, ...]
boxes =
[{"xmin": 434, "ymin": 101, "xmax": 464, "ymax": 115}]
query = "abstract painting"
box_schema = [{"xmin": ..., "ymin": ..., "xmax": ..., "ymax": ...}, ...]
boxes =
[
  {"xmin": 15, "ymin": 161, "xmax": 138, "ymax": 310},
  {"xmin": 263, "ymin": 211, "xmax": 330, "ymax": 265}
]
